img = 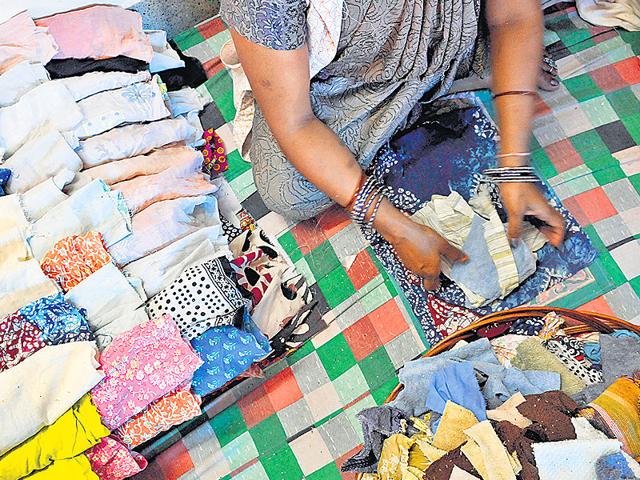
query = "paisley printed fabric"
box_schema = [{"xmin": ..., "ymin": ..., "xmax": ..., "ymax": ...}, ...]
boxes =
[
  {"xmin": 190, "ymin": 308, "xmax": 271, "ymax": 396},
  {"xmin": 0, "ymin": 312, "xmax": 46, "ymax": 372},
  {"xmin": 114, "ymin": 386, "xmax": 201, "ymax": 448},
  {"xmin": 146, "ymin": 257, "xmax": 248, "ymax": 341},
  {"xmin": 91, "ymin": 314, "xmax": 203, "ymax": 430},
  {"xmin": 201, "ymin": 128, "xmax": 228, "ymax": 177},
  {"xmin": 40, "ymin": 231, "xmax": 112, "ymax": 292},
  {"xmin": 86, "ymin": 436, "xmax": 148, "ymax": 480},
  {"xmin": 544, "ymin": 335, "xmax": 603, "ymax": 385},
  {"xmin": 18, "ymin": 293, "xmax": 94, "ymax": 345}
]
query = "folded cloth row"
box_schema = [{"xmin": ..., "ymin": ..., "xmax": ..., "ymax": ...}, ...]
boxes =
[
  {"xmin": 343, "ymin": 313, "xmax": 640, "ymax": 479},
  {"xmin": 0, "ymin": 6, "xmax": 322, "ymax": 480}
]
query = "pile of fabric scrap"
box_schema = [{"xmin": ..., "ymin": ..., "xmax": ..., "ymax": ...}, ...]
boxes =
[
  {"xmin": 343, "ymin": 312, "xmax": 640, "ymax": 479},
  {"xmin": 0, "ymin": 5, "xmax": 319, "ymax": 479}
]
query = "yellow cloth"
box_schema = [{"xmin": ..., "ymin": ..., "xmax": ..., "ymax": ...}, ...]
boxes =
[
  {"xmin": 432, "ymin": 401, "xmax": 479, "ymax": 451},
  {"xmin": 0, "ymin": 394, "xmax": 108, "ymax": 479},
  {"xmin": 376, "ymin": 434, "xmax": 426, "ymax": 480},
  {"xmin": 25, "ymin": 456, "xmax": 98, "ymax": 479},
  {"xmin": 463, "ymin": 421, "xmax": 517, "ymax": 480}
]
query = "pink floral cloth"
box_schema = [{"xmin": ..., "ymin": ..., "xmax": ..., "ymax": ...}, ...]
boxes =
[
  {"xmin": 86, "ymin": 436, "xmax": 147, "ymax": 480},
  {"xmin": 90, "ymin": 314, "xmax": 203, "ymax": 430},
  {"xmin": 0, "ymin": 312, "xmax": 46, "ymax": 372}
]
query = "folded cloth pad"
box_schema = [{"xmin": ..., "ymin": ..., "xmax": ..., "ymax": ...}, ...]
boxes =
[
  {"xmin": 0, "ymin": 61, "xmax": 49, "ymax": 107},
  {"xmin": 108, "ymin": 195, "xmax": 221, "ymax": 266},
  {"xmin": 40, "ymin": 231, "xmax": 112, "ymax": 292},
  {"xmin": 190, "ymin": 307, "xmax": 271, "ymax": 396},
  {"xmin": 26, "ymin": 179, "xmax": 132, "ymax": 260},
  {"xmin": 114, "ymin": 386, "xmax": 201, "ymax": 448},
  {"xmin": 0, "ymin": 342, "xmax": 104, "ymax": 455},
  {"xmin": 2, "ymin": 128, "xmax": 82, "ymax": 194},
  {"xmin": 55, "ymin": 70, "xmax": 151, "ymax": 101},
  {"xmin": 114, "ymin": 167, "xmax": 217, "ymax": 214},
  {"xmin": 65, "ymin": 262, "xmax": 148, "ymax": 350},
  {"xmin": 411, "ymin": 186, "xmax": 547, "ymax": 307},
  {"xmin": 35, "ymin": 6, "xmax": 153, "ymax": 62},
  {"xmin": 147, "ymin": 257, "xmax": 248, "ymax": 340},
  {"xmin": 73, "ymin": 79, "xmax": 171, "ymax": 139},
  {"xmin": 124, "ymin": 225, "xmax": 230, "ymax": 298},
  {"xmin": 77, "ymin": 117, "xmax": 199, "ymax": 167},
  {"xmin": 0, "ymin": 394, "xmax": 109, "ymax": 479},
  {"xmin": 0, "ymin": 12, "xmax": 58, "ymax": 75},
  {"xmin": 90, "ymin": 314, "xmax": 202, "ymax": 430},
  {"xmin": 533, "ymin": 439, "xmax": 622, "ymax": 480},
  {"xmin": 0, "ymin": 81, "xmax": 83, "ymax": 156},
  {"xmin": 84, "ymin": 145, "xmax": 204, "ymax": 185},
  {"xmin": 86, "ymin": 436, "xmax": 148, "ymax": 480}
]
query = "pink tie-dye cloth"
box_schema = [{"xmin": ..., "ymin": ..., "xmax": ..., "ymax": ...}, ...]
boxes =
[
  {"xmin": 36, "ymin": 6, "xmax": 152, "ymax": 62},
  {"xmin": 90, "ymin": 314, "xmax": 202, "ymax": 430},
  {"xmin": 86, "ymin": 436, "xmax": 147, "ymax": 480}
]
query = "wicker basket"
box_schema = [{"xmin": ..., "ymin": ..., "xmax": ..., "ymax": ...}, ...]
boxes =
[{"xmin": 354, "ymin": 306, "xmax": 640, "ymax": 479}]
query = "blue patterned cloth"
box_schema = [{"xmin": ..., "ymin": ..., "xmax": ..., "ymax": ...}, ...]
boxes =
[
  {"xmin": 18, "ymin": 293, "xmax": 93, "ymax": 345},
  {"xmin": 190, "ymin": 308, "xmax": 272, "ymax": 396},
  {"xmin": 368, "ymin": 93, "xmax": 598, "ymax": 344},
  {"xmin": 0, "ymin": 168, "xmax": 11, "ymax": 196}
]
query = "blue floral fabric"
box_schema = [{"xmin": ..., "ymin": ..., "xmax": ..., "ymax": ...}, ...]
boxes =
[
  {"xmin": 190, "ymin": 308, "xmax": 272, "ymax": 396},
  {"xmin": 367, "ymin": 93, "xmax": 598, "ymax": 345},
  {"xmin": 0, "ymin": 168, "xmax": 11, "ymax": 196},
  {"xmin": 18, "ymin": 293, "xmax": 94, "ymax": 345}
]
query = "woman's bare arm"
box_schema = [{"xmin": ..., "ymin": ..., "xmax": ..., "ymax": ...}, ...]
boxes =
[
  {"xmin": 486, "ymin": 0, "xmax": 565, "ymax": 246},
  {"xmin": 230, "ymin": 31, "xmax": 361, "ymax": 207}
]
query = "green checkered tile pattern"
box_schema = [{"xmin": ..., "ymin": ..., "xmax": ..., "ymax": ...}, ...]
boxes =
[{"xmin": 137, "ymin": 6, "xmax": 640, "ymax": 480}]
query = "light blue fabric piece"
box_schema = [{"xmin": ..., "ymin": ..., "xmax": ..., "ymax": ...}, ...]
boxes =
[
  {"xmin": 475, "ymin": 361, "xmax": 561, "ymax": 409},
  {"xmin": 449, "ymin": 216, "xmax": 537, "ymax": 308},
  {"xmin": 190, "ymin": 308, "xmax": 272, "ymax": 397},
  {"xmin": 392, "ymin": 338, "xmax": 497, "ymax": 416},
  {"xmin": 392, "ymin": 338, "xmax": 561, "ymax": 416},
  {"xmin": 425, "ymin": 362, "xmax": 487, "ymax": 431},
  {"xmin": 584, "ymin": 342, "xmax": 601, "ymax": 364}
]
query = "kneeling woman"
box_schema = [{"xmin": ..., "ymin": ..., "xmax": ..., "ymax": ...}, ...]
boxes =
[{"xmin": 222, "ymin": 0, "xmax": 565, "ymax": 289}]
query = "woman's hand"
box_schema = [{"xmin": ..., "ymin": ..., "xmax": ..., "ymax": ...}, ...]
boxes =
[
  {"xmin": 374, "ymin": 199, "xmax": 468, "ymax": 290},
  {"xmin": 499, "ymin": 182, "xmax": 565, "ymax": 247}
]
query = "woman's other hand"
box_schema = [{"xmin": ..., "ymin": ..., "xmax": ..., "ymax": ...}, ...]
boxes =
[
  {"xmin": 499, "ymin": 182, "xmax": 565, "ymax": 247},
  {"xmin": 374, "ymin": 199, "xmax": 468, "ymax": 291}
]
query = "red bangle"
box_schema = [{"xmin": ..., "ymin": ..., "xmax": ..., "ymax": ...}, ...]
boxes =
[{"xmin": 345, "ymin": 171, "xmax": 366, "ymax": 212}]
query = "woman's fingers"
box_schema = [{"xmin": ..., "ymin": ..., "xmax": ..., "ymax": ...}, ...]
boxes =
[
  {"xmin": 531, "ymin": 203, "xmax": 566, "ymax": 247},
  {"xmin": 441, "ymin": 241, "xmax": 468, "ymax": 264}
]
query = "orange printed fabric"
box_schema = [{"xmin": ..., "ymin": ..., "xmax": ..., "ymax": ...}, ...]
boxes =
[
  {"xmin": 113, "ymin": 386, "xmax": 201, "ymax": 448},
  {"xmin": 40, "ymin": 231, "xmax": 112, "ymax": 292}
]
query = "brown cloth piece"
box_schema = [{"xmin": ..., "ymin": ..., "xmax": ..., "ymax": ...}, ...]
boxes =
[
  {"xmin": 423, "ymin": 447, "xmax": 479, "ymax": 480},
  {"xmin": 516, "ymin": 391, "xmax": 579, "ymax": 441},
  {"xmin": 494, "ymin": 420, "xmax": 539, "ymax": 480}
]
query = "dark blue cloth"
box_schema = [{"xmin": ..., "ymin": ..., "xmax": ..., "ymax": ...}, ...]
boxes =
[
  {"xmin": 367, "ymin": 93, "xmax": 597, "ymax": 344},
  {"xmin": 18, "ymin": 293, "xmax": 93, "ymax": 344},
  {"xmin": 0, "ymin": 168, "xmax": 11, "ymax": 196}
]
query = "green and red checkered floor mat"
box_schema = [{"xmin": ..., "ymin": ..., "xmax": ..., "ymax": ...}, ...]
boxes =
[{"xmin": 135, "ymin": 7, "xmax": 640, "ymax": 479}]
